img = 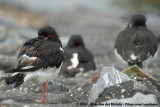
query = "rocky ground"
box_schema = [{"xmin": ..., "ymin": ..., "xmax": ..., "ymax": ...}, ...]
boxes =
[{"xmin": 0, "ymin": 1, "xmax": 160, "ymax": 107}]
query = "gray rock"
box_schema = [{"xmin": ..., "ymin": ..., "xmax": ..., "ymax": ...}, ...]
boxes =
[
  {"xmin": 100, "ymin": 93, "xmax": 159, "ymax": 107},
  {"xmin": 2, "ymin": 99, "xmax": 19, "ymax": 105},
  {"xmin": 88, "ymin": 67, "xmax": 132, "ymax": 102},
  {"xmin": 67, "ymin": 67, "xmax": 160, "ymax": 105},
  {"xmin": 34, "ymin": 81, "xmax": 69, "ymax": 93}
]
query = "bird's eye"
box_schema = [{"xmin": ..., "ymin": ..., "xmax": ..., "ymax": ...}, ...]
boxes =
[{"xmin": 48, "ymin": 35, "xmax": 51, "ymax": 37}]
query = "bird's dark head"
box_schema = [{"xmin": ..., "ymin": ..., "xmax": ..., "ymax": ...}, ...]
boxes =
[
  {"xmin": 128, "ymin": 14, "xmax": 146, "ymax": 28},
  {"xmin": 38, "ymin": 26, "xmax": 59, "ymax": 40},
  {"xmin": 67, "ymin": 34, "xmax": 85, "ymax": 48}
]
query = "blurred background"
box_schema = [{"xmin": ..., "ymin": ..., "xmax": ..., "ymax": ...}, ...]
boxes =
[{"xmin": 0, "ymin": 0, "xmax": 160, "ymax": 79}]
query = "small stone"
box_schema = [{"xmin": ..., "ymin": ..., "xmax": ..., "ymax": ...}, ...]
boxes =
[
  {"xmin": 121, "ymin": 95, "xmax": 124, "ymax": 98},
  {"xmin": 121, "ymin": 89, "xmax": 126, "ymax": 93},
  {"xmin": 0, "ymin": 84, "xmax": 5, "ymax": 87},
  {"xmin": 34, "ymin": 87, "xmax": 41, "ymax": 92},
  {"xmin": 79, "ymin": 68, "xmax": 84, "ymax": 72},
  {"xmin": 70, "ymin": 94, "xmax": 73, "ymax": 96},
  {"xmin": 143, "ymin": 82, "xmax": 146, "ymax": 85},
  {"xmin": 12, "ymin": 89, "xmax": 16, "ymax": 91},
  {"xmin": 68, "ymin": 90, "xmax": 72, "ymax": 93},
  {"xmin": 77, "ymin": 87, "xmax": 81, "ymax": 91},
  {"xmin": 24, "ymin": 88, "xmax": 28, "ymax": 93},
  {"xmin": 20, "ymin": 87, "xmax": 23, "ymax": 91},
  {"xmin": 105, "ymin": 96, "xmax": 111, "ymax": 99},
  {"xmin": 0, "ymin": 105, "xmax": 7, "ymax": 107},
  {"xmin": 6, "ymin": 90, "xmax": 10, "ymax": 92},
  {"xmin": 81, "ymin": 92, "xmax": 84, "ymax": 95}
]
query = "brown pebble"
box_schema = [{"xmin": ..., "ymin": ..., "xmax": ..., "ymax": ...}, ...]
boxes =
[{"xmin": 0, "ymin": 105, "xmax": 7, "ymax": 107}]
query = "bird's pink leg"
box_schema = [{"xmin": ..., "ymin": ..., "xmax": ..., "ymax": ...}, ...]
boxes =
[{"xmin": 36, "ymin": 82, "xmax": 47, "ymax": 104}]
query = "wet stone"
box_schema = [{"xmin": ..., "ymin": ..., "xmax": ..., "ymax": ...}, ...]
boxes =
[{"xmin": 96, "ymin": 80, "xmax": 149, "ymax": 103}]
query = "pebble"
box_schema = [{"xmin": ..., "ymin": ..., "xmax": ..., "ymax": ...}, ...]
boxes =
[
  {"xmin": 121, "ymin": 89, "xmax": 126, "ymax": 93},
  {"xmin": 24, "ymin": 88, "xmax": 28, "ymax": 93},
  {"xmin": 105, "ymin": 96, "xmax": 111, "ymax": 99},
  {"xmin": 19, "ymin": 87, "xmax": 23, "ymax": 91},
  {"xmin": 0, "ymin": 105, "xmax": 6, "ymax": 107}
]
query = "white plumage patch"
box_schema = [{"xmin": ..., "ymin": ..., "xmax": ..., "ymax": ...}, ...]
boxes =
[
  {"xmin": 68, "ymin": 53, "xmax": 79, "ymax": 70},
  {"xmin": 22, "ymin": 54, "xmax": 37, "ymax": 60},
  {"xmin": 12, "ymin": 72, "xmax": 19, "ymax": 76},
  {"xmin": 22, "ymin": 66, "xmax": 34, "ymax": 69},
  {"xmin": 60, "ymin": 47, "xmax": 64, "ymax": 52},
  {"xmin": 28, "ymin": 57, "xmax": 37, "ymax": 60},
  {"xmin": 130, "ymin": 53, "xmax": 137, "ymax": 60},
  {"xmin": 24, "ymin": 62, "xmax": 63, "ymax": 84},
  {"xmin": 22, "ymin": 54, "xmax": 29, "ymax": 58},
  {"xmin": 21, "ymin": 54, "xmax": 37, "ymax": 69}
]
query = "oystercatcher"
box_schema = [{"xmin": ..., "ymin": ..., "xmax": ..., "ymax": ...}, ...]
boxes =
[
  {"xmin": 60, "ymin": 34, "xmax": 96, "ymax": 77},
  {"xmin": 114, "ymin": 14, "xmax": 158, "ymax": 68},
  {"xmin": 5, "ymin": 26, "xmax": 64, "ymax": 104}
]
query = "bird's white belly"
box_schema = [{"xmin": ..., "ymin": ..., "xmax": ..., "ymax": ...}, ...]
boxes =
[{"xmin": 24, "ymin": 63, "xmax": 62, "ymax": 84}]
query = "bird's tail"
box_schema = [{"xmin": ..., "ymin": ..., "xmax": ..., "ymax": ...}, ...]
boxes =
[{"xmin": 5, "ymin": 73, "xmax": 25, "ymax": 88}]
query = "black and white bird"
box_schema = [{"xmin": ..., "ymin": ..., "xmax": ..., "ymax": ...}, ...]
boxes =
[
  {"xmin": 5, "ymin": 26, "xmax": 64, "ymax": 104},
  {"xmin": 60, "ymin": 34, "xmax": 96, "ymax": 77},
  {"xmin": 114, "ymin": 14, "xmax": 158, "ymax": 68}
]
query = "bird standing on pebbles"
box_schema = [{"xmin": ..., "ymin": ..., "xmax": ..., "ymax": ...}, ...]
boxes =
[
  {"xmin": 114, "ymin": 14, "xmax": 158, "ymax": 68},
  {"xmin": 4, "ymin": 26, "xmax": 64, "ymax": 104}
]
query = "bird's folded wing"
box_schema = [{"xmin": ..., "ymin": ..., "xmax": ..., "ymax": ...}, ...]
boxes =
[{"xmin": 6, "ymin": 39, "xmax": 64, "ymax": 73}]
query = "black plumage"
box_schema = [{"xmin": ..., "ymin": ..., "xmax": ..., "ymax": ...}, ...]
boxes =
[
  {"xmin": 114, "ymin": 14, "xmax": 158, "ymax": 67},
  {"xmin": 4, "ymin": 26, "xmax": 64, "ymax": 103},
  {"xmin": 5, "ymin": 26, "xmax": 64, "ymax": 87},
  {"xmin": 60, "ymin": 34, "xmax": 96, "ymax": 77}
]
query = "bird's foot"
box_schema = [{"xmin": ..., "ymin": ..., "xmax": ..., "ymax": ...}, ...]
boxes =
[{"xmin": 36, "ymin": 99, "xmax": 46, "ymax": 104}]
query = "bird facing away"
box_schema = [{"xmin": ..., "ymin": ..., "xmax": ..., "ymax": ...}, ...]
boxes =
[
  {"xmin": 5, "ymin": 26, "xmax": 64, "ymax": 104},
  {"xmin": 60, "ymin": 34, "xmax": 96, "ymax": 77},
  {"xmin": 114, "ymin": 14, "xmax": 158, "ymax": 68}
]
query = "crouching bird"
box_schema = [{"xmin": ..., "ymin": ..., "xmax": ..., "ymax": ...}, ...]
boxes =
[
  {"xmin": 60, "ymin": 34, "xmax": 96, "ymax": 77},
  {"xmin": 4, "ymin": 26, "xmax": 64, "ymax": 104},
  {"xmin": 114, "ymin": 14, "xmax": 158, "ymax": 68}
]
